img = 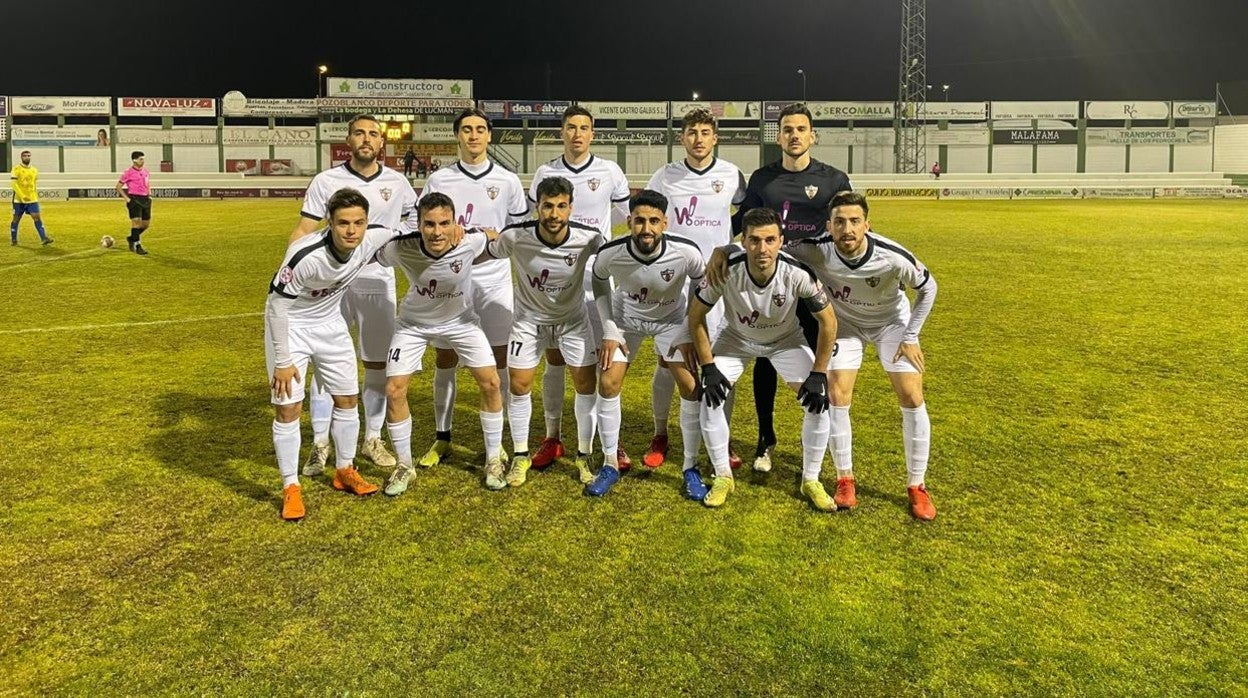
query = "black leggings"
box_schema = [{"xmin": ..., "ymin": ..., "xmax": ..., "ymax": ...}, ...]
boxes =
[{"xmin": 752, "ymin": 302, "xmax": 820, "ymax": 449}]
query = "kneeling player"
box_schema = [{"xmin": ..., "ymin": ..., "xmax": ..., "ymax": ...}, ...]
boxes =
[
  {"xmin": 374, "ymin": 193, "xmax": 506, "ymax": 494},
  {"xmin": 787, "ymin": 191, "xmax": 938, "ymax": 519},
  {"xmin": 483, "ymin": 176, "xmax": 603, "ymax": 487},
  {"xmin": 266, "ymin": 189, "xmax": 393, "ymax": 521},
  {"xmin": 689, "ymin": 208, "xmax": 838, "ymax": 510},
  {"xmin": 587, "ymin": 189, "xmax": 709, "ymax": 498}
]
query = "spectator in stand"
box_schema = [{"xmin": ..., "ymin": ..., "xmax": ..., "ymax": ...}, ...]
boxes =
[
  {"xmin": 931, "ymin": 161, "xmax": 941, "ymax": 179},
  {"xmin": 403, "ymin": 147, "xmax": 417, "ymax": 177}
]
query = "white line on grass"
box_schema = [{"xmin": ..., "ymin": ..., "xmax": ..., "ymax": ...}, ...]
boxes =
[
  {"xmin": 1, "ymin": 248, "xmax": 108, "ymax": 270},
  {"xmin": 0, "ymin": 312, "xmax": 262, "ymax": 335}
]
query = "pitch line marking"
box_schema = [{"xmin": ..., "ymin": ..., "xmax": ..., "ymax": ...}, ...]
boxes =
[{"xmin": 0, "ymin": 312, "xmax": 262, "ymax": 335}]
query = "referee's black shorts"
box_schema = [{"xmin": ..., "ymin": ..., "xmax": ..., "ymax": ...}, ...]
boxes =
[{"xmin": 126, "ymin": 195, "xmax": 153, "ymax": 220}]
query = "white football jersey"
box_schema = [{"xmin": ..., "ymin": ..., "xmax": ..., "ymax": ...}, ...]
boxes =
[
  {"xmin": 694, "ymin": 250, "xmax": 825, "ymax": 347},
  {"xmin": 592, "ymin": 234, "xmax": 705, "ymax": 325},
  {"xmin": 419, "ymin": 159, "xmax": 529, "ymax": 287},
  {"xmin": 646, "ymin": 157, "xmax": 747, "ymax": 260},
  {"xmin": 529, "ymin": 155, "xmax": 630, "ymax": 238},
  {"xmin": 786, "ymin": 232, "xmax": 930, "ymax": 329},
  {"xmin": 267, "ymin": 227, "xmax": 398, "ymax": 327},
  {"xmin": 375, "ymin": 231, "xmax": 489, "ymax": 328},
  {"xmin": 301, "ymin": 163, "xmax": 417, "ymax": 293},
  {"xmin": 487, "ymin": 220, "xmax": 603, "ymax": 325}
]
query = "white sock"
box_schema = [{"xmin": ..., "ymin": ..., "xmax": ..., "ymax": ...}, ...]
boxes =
[
  {"xmin": 679, "ymin": 398, "xmax": 702, "ymax": 471},
  {"xmin": 596, "ymin": 394, "xmax": 621, "ymax": 467},
  {"xmin": 272, "ymin": 420, "xmax": 301, "ymax": 488},
  {"xmin": 830, "ymin": 405, "xmax": 854, "ymax": 478},
  {"xmin": 700, "ymin": 401, "xmax": 732, "ymax": 478},
  {"xmin": 309, "ymin": 374, "xmax": 332, "ymax": 444},
  {"xmin": 388, "ymin": 417, "xmax": 413, "ymax": 468},
  {"xmin": 434, "ymin": 367, "xmax": 457, "ymax": 433},
  {"xmin": 651, "ymin": 368, "xmax": 675, "ymax": 435},
  {"xmin": 508, "ymin": 391, "xmax": 532, "ymax": 454},
  {"xmin": 800, "ymin": 410, "xmax": 830, "ymax": 482},
  {"xmin": 574, "ymin": 392, "xmax": 596, "ymax": 455},
  {"xmin": 331, "ymin": 406, "xmax": 360, "ymax": 469},
  {"xmin": 481, "ymin": 410, "xmax": 503, "ymax": 460},
  {"xmin": 723, "ymin": 388, "xmax": 736, "ymax": 425},
  {"xmin": 362, "ymin": 369, "xmax": 387, "ymax": 440},
  {"xmin": 542, "ymin": 365, "xmax": 565, "ymax": 438},
  {"xmin": 901, "ymin": 404, "xmax": 930, "ymax": 486}
]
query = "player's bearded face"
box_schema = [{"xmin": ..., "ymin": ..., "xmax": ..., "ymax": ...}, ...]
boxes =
[
  {"xmin": 629, "ymin": 205, "xmax": 666, "ymax": 254},
  {"xmin": 828, "ymin": 205, "xmax": 869, "ymax": 256},
  {"xmin": 744, "ymin": 224, "xmax": 782, "ymax": 274},
  {"xmin": 538, "ymin": 195, "xmax": 572, "ymax": 237},
  {"xmin": 420, "ymin": 206, "xmax": 456, "ymax": 254},
  {"xmin": 778, "ymin": 115, "xmax": 814, "ymax": 158},
  {"xmin": 329, "ymin": 207, "xmax": 369, "ymax": 252},
  {"xmin": 348, "ymin": 120, "xmax": 383, "ymax": 164}
]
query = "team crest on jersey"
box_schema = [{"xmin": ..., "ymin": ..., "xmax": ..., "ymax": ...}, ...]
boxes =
[
  {"xmin": 772, "ymin": 293, "xmax": 787, "ymax": 307},
  {"xmin": 564, "ymin": 252, "xmax": 579, "ymax": 266},
  {"xmin": 486, "ymin": 186, "xmax": 499, "ymax": 200},
  {"xmin": 660, "ymin": 268, "xmax": 675, "ymax": 282},
  {"xmin": 698, "ymin": 278, "xmax": 709, "ymax": 290},
  {"xmin": 587, "ymin": 177, "xmax": 601, "ymax": 191},
  {"xmin": 278, "ymin": 266, "xmax": 294, "ymax": 284},
  {"xmin": 804, "ymin": 185, "xmax": 818, "ymax": 199},
  {"xmin": 712, "ymin": 180, "xmax": 724, "ymax": 193},
  {"xmin": 451, "ymin": 260, "xmax": 463, "ymax": 274},
  {"xmin": 865, "ymin": 276, "xmax": 880, "ymax": 288},
  {"xmin": 380, "ymin": 187, "xmax": 393, "ymax": 201}
]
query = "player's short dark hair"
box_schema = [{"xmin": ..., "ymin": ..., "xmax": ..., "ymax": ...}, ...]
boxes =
[
  {"xmin": 327, "ymin": 187, "xmax": 370, "ymax": 218},
  {"xmin": 418, "ymin": 192, "xmax": 456, "ymax": 219},
  {"xmin": 629, "ymin": 189, "xmax": 668, "ymax": 214},
  {"xmin": 777, "ymin": 102, "xmax": 813, "ymax": 127},
  {"xmin": 535, "ymin": 176, "xmax": 575, "ymax": 203},
  {"xmin": 742, "ymin": 207, "xmax": 782, "ymax": 235},
  {"xmin": 453, "ymin": 108, "xmax": 492, "ymax": 133},
  {"xmin": 829, "ymin": 190, "xmax": 869, "ymax": 218},
  {"xmin": 681, "ymin": 108, "xmax": 717, "ymax": 134},
  {"xmin": 347, "ymin": 113, "xmax": 380, "ymax": 134},
  {"xmin": 130, "ymin": 151, "xmax": 144, "ymax": 160},
  {"xmin": 562, "ymin": 105, "xmax": 594, "ymax": 127}
]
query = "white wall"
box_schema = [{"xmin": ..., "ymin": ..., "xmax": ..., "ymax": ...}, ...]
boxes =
[
  {"xmin": 1172, "ymin": 144, "xmax": 1212, "ymax": 172},
  {"xmin": 717, "ymin": 145, "xmax": 759, "ymax": 174},
  {"xmin": 62, "ymin": 147, "xmax": 112, "ymax": 172},
  {"xmin": 946, "ymin": 145, "xmax": 988, "ymax": 173},
  {"xmin": 1036, "ymin": 145, "xmax": 1077, "ymax": 172},
  {"xmin": 13, "ymin": 146, "xmax": 60, "ymax": 171},
  {"xmin": 173, "ymin": 145, "xmax": 220, "ymax": 172},
  {"xmin": 1086, "ymin": 145, "xmax": 1127, "ymax": 172},
  {"xmin": 1129, "ymin": 145, "xmax": 1169, "ymax": 172},
  {"xmin": 992, "ymin": 145, "xmax": 1032, "ymax": 173},
  {"xmin": 1214, "ymin": 124, "xmax": 1248, "ymax": 173}
]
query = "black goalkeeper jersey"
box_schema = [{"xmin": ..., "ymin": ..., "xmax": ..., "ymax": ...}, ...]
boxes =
[{"xmin": 732, "ymin": 158, "xmax": 853, "ymax": 242}]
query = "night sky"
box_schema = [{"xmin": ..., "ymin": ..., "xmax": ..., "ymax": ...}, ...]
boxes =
[{"xmin": 4, "ymin": 0, "xmax": 1245, "ymax": 103}]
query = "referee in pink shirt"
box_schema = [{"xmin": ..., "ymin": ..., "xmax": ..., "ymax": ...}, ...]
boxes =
[{"xmin": 115, "ymin": 151, "xmax": 152, "ymax": 255}]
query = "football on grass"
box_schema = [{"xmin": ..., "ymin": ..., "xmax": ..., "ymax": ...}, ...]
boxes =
[{"xmin": 101, "ymin": 235, "xmax": 115, "ymax": 248}]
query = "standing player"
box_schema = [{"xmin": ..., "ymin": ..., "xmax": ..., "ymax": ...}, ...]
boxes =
[
  {"xmin": 484, "ymin": 176, "xmax": 603, "ymax": 487},
  {"xmin": 689, "ymin": 207, "xmax": 838, "ymax": 510},
  {"xmin": 645, "ymin": 108, "xmax": 747, "ymax": 468},
  {"xmin": 527, "ymin": 105, "xmax": 631, "ymax": 471},
  {"xmin": 115, "ymin": 151, "xmax": 152, "ymax": 255},
  {"xmin": 586, "ymin": 189, "xmax": 708, "ymax": 498},
  {"xmin": 9, "ymin": 151, "xmax": 53, "ymax": 246},
  {"xmin": 374, "ymin": 193, "xmax": 507, "ymax": 494},
  {"xmin": 266, "ymin": 188, "xmax": 393, "ymax": 521},
  {"xmin": 733, "ymin": 103, "xmax": 852, "ymax": 472},
  {"xmin": 786, "ymin": 191, "xmax": 938, "ymax": 520},
  {"xmin": 415, "ymin": 107, "xmax": 529, "ymax": 469},
  {"xmin": 291, "ymin": 114, "xmax": 418, "ymax": 476}
]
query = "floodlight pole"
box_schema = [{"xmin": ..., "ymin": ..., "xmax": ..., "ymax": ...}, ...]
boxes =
[{"xmin": 895, "ymin": 0, "xmax": 927, "ymax": 174}]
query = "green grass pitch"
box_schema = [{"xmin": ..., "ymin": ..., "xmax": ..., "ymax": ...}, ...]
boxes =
[{"xmin": 1, "ymin": 198, "xmax": 1245, "ymax": 695}]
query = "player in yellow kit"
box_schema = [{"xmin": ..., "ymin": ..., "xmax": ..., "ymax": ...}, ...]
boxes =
[{"xmin": 9, "ymin": 151, "xmax": 53, "ymax": 246}]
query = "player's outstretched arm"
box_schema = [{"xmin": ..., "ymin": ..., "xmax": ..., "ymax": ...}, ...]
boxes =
[
  {"xmin": 592, "ymin": 274, "xmax": 627, "ymax": 370},
  {"xmin": 265, "ymin": 295, "xmax": 301, "ymax": 399},
  {"xmin": 704, "ymin": 244, "xmax": 739, "ymax": 286},
  {"xmin": 895, "ymin": 275, "xmax": 937, "ymax": 372}
]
